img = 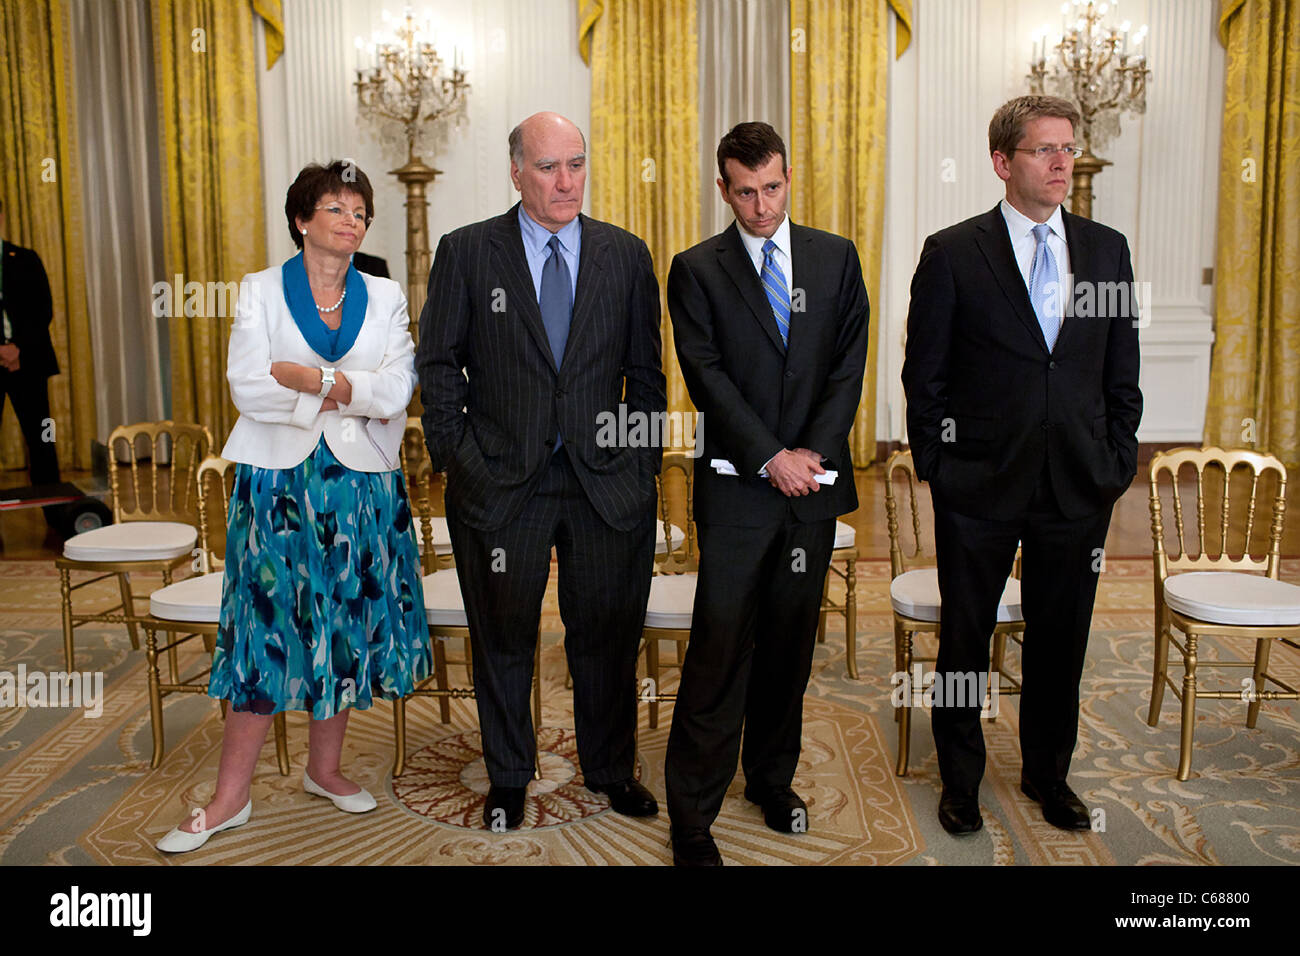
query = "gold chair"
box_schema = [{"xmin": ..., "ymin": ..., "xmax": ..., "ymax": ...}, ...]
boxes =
[
  {"xmin": 639, "ymin": 453, "xmax": 698, "ymax": 729},
  {"xmin": 393, "ymin": 454, "xmax": 542, "ymax": 777},
  {"xmin": 140, "ymin": 456, "xmax": 289, "ymax": 772},
  {"xmin": 56, "ymin": 421, "xmax": 213, "ymax": 674},
  {"xmin": 817, "ymin": 520, "xmax": 860, "ymax": 678},
  {"xmin": 1147, "ymin": 446, "xmax": 1300, "ymax": 780},
  {"xmin": 884, "ymin": 450, "xmax": 1025, "ymax": 776}
]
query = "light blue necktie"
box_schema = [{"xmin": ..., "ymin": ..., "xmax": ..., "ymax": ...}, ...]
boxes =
[
  {"xmin": 540, "ymin": 234, "xmax": 572, "ymax": 448},
  {"xmin": 1029, "ymin": 223, "xmax": 1060, "ymax": 351},
  {"xmin": 761, "ymin": 239, "xmax": 791, "ymax": 348}
]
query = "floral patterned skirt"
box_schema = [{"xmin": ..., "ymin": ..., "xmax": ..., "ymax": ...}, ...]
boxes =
[{"xmin": 208, "ymin": 437, "xmax": 431, "ymax": 719}]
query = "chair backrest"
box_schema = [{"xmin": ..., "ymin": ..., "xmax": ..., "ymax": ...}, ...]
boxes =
[
  {"xmin": 1149, "ymin": 445, "xmax": 1288, "ymax": 581},
  {"xmin": 404, "ymin": 456, "xmax": 443, "ymax": 575},
  {"xmin": 399, "ymin": 417, "xmax": 427, "ymax": 478},
  {"xmin": 195, "ymin": 456, "xmax": 236, "ymax": 573},
  {"xmin": 883, "ymin": 450, "xmax": 927, "ymax": 579},
  {"xmin": 656, "ymin": 453, "xmax": 697, "ymax": 574},
  {"xmin": 108, "ymin": 421, "xmax": 214, "ymax": 524}
]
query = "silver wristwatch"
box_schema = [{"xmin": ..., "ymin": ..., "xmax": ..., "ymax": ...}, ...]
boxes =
[{"xmin": 318, "ymin": 366, "xmax": 336, "ymax": 397}]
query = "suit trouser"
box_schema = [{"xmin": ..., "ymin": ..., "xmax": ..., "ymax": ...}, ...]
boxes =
[
  {"xmin": 0, "ymin": 368, "xmax": 59, "ymax": 486},
  {"xmin": 930, "ymin": 470, "xmax": 1112, "ymax": 794},
  {"xmin": 665, "ymin": 514, "xmax": 836, "ymax": 830},
  {"xmin": 444, "ymin": 449, "xmax": 655, "ymax": 788}
]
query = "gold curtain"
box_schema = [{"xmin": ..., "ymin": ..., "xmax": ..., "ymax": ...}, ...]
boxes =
[
  {"xmin": 1204, "ymin": 0, "xmax": 1300, "ymax": 466},
  {"xmin": 0, "ymin": 0, "xmax": 96, "ymax": 471},
  {"xmin": 789, "ymin": 0, "xmax": 908, "ymax": 467},
  {"xmin": 578, "ymin": 0, "xmax": 700, "ymax": 417},
  {"xmin": 153, "ymin": 0, "xmax": 279, "ymax": 444}
]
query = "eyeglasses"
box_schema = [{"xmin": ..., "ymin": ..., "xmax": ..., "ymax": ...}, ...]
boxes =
[
  {"xmin": 314, "ymin": 204, "xmax": 372, "ymax": 227},
  {"xmin": 1013, "ymin": 145, "xmax": 1084, "ymax": 159}
]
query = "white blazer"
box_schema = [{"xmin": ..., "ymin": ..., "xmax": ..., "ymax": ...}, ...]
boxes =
[{"xmin": 221, "ymin": 265, "xmax": 416, "ymax": 472}]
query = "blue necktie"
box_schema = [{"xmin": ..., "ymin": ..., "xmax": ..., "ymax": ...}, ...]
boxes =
[
  {"xmin": 1029, "ymin": 223, "xmax": 1060, "ymax": 351},
  {"xmin": 539, "ymin": 234, "xmax": 572, "ymax": 449},
  {"xmin": 761, "ymin": 239, "xmax": 791, "ymax": 347}
]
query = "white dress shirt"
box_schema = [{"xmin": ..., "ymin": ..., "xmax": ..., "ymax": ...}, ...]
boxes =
[
  {"xmin": 736, "ymin": 212, "xmax": 794, "ymax": 293},
  {"xmin": 1000, "ymin": 199, "xmax": 1071, "ymax": 337},
  {"xmin": 220, "ymin": 265, "xmax": 417, "ymax": 472}
]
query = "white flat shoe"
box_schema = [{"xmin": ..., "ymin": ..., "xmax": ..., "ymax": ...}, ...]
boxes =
[
  {"xmin": 303, "ymin": 770, "xmax": 377, "ymax": 813},
  {"xmin": 155, "ymin": 799, "xmax": 251, "ymax": 854}
]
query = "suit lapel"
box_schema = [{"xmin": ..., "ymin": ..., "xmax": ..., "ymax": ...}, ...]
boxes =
[
  {"xmin": 717, "ymin": 223, "xmax": 787, "ymax": 356},
  {"xmin": 1055, "ymin": 209, "xmax": 1091, "ymax": 353},
  {"xmin": 562, "ymin": 213, "xmax": 608, "ymax": 371},
  {"xmin": 975, "ymin": 205, "xmax": 1050, "ymax": 355},
  {"xmin": 490, "ymin": 204, "xmax": 558, "ymax": 372}
]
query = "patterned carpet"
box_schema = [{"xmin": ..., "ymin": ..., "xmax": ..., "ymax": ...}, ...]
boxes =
[{"xmin": 1, "ymin": 558, "xmax": 1299, "ymax": 866}]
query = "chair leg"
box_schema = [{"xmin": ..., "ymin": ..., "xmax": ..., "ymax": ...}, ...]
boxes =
[
  {"xmin": 117, "ymin": 572, "xmax": 141, "ymax": 651},
  {"xmin": 1247, "ymin": 638, "xmax": 1272, "ymax": 729},
  {"xmin": 1148, "ymin": 605, "xmax": 1170, "ymax": 726},
  {"xmin": 1177, "ymin": 632, "xmax": 1199, "ymax": 781},
  {"xmin": 433, "ymin": 639, "xmax": 451, "ymax": 723},
  {"xmin": 533, "ymin": 637, "xmax": 542, "ymax": 780},
  {"xmin": 59, "ymin": 566, "xmax": 75, "ymax": 674},
  {"xmin": 647, "ymin": 639, "xmax": 660, "ymax": 730},
  {"xmin": 816, "ymin": 573, "xmax": 830, "ymax": 644},
  {"xmin": 144, "ymin": 627, "xmax": 166, "ymax": 769},
  {"xmin": 988, "ymin": 632, "xmax": 1007, "ymax": 724},
  {"xmin": 896, "ymin": 628, "xmax": 914, "ymax": 776},
  {"xmin": 392, "ymin": 696, "xmax": 407, "ymax": 777},
  {"xmin": 273, "ymin": 712, "xmax": 291, "ymax": 775},
  {"xmin": 844, "ymin": 558, "xmax": 858, "ymax": 679}
]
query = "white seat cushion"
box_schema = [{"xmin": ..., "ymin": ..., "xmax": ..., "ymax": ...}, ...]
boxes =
[
  {"xmin": 428, "ymin": 516, "xmax": 453, "ymax": 555},
  {"xmin": 1164, "ymin": 571, "xmax": 1300, "ymax": 627},
  {"xmin": 654, "ymin": 521, "xmax": 685, "ymax": 555},
  {"xmin": 422, "ymin": 568, "xmax": 468, "ymax": 627},
  {"xmin": 890, "ymin": 567, "xmax": 1023, "ymax": 623},
  {"xmin": 63, "ymin": 521, "xmax": 196, "ymax": 562},
  {"xmin": 644, "ymin": 573, "xmax": 696, "ymax": 629},
  {"xmin": 149, "ymin": 573, "xmax": 223, "ymax": 623},
  {"xmin": 833, "ymin": 520, "xmax": 856, "ymax": 551}
]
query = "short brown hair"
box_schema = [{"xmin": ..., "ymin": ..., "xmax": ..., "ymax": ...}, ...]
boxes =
[
  {"xmin": 988, "ymin": 95, "xmax": 1080, "ymax": 157},
  {"xmin": 284, "ymin": 160, "xmax": 374, "ymax": 249},
  {"xmin": 717, "ymin": 122, "xmax": 787, "ymax": 186}
]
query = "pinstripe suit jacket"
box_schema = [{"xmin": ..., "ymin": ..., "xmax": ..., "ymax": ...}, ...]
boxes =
[{"xmin": 417, "ymin": 203, "xmax": 666, "ymax": 532}]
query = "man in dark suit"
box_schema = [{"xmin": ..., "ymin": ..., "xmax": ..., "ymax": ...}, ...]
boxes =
[
  {"xmin": 664, "ymin": 122, "xmax": 869, "ymax": 866},
  {"xmin": 902, "ymin": 95, "xmax": 1142, "ymax": 835},
  {"xmin": 0, "ymin": 199, "xmax": 61, "ymax": 493},
  {"xmin": 417, "ymin": 112, "xmax": 665, "ymax": 830}
]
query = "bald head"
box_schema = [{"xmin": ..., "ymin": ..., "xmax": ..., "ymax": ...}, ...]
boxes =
[{"xmin": 509, "ymin": 111, "xmax": 587, "ymax": 231}]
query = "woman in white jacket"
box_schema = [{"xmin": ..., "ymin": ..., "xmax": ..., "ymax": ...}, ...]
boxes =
[{"xmin": 157, "ymin": 161, "xmax": 431, "ymax": 852}]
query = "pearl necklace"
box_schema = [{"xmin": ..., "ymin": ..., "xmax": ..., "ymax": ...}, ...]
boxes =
[{"xmin": 316, "ymin": 288, "xmax": 346, "ymax": 313}]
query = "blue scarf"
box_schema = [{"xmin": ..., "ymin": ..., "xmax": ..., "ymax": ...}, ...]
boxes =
[{"xmin": 281, "ymin": 252, "xmax": 368, "ymax": 362}]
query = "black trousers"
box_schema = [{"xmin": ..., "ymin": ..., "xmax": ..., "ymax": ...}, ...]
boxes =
[
  {"xmin": 444, "ymin": 449, "xmax": 655, "ymax": 788},
  {"xmin": 665, "ymin": 514, "xmax": 835, "ymax": 830},
  {"xmin": 0, "ymin": 368, "xmax": 59, "ymax": 486},
  {"xmin": 930, "ymin": 468, "xmax": 1112, "ymax": 794}
]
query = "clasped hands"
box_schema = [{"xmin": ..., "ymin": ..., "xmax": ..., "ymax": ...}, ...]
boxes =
[
  {"xmin": 269, "ymin": 361, "xmax": 386, "ymax": 423},
  {"xmin": 0, "ymin": 343, "xmax": 19, "ymax": 372},
  {"xmin": 767, "ymin": 447, "xmax": 825, "ymax": 497}
]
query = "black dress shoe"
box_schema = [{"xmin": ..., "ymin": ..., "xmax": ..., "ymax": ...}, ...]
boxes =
[
  {"xmin": 1020, "ymin": 776, "xmax": 1091, "ymax": 831},
  {"xmin": 482, "ymin": 785, "xmax": 527, "ymax": 830},
  {"xmin": 743, "ymin": 784, "xmax": 809, "ymax": 834},
  {"xmin": 585, "ymin": 778, "xmax": 659, "ymax": 817},
  {"xmin": 671, "ymin": 826, "xmax": 723, "ymax": 866},
  {"xmin": 937, "ymin": 788, "xmax": 983, "ymax": 835}
]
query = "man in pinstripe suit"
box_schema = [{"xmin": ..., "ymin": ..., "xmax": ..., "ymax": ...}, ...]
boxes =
[{"xmin": 417, "ymin": 112, "xmax": 666, "ymax": 830}]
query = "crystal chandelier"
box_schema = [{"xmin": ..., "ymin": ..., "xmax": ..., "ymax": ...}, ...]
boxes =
[{"xmin": 1027, "ymin": 0, "xmax": 1151, "ymax": 217}]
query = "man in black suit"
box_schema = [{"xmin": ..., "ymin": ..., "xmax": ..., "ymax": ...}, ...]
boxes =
[
  {"xmin": 664, "ymin": 122, "xmax": 869, "ymax": 865},
  {"xmin": 417, "ymin": 112, "xmax": 665, "ymax": 830},
  {"xmin": 0, "ymin": 199, "xmax": 61, "ymax": 493},
  {"xmin": 902, "ymin": 95, "xmax": 1142, "ymax": 835}
]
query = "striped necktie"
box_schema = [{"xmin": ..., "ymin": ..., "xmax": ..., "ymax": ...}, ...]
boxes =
[{"xmin": 761, "ymin": 238, "xmax": 791, "ymax": 347}]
